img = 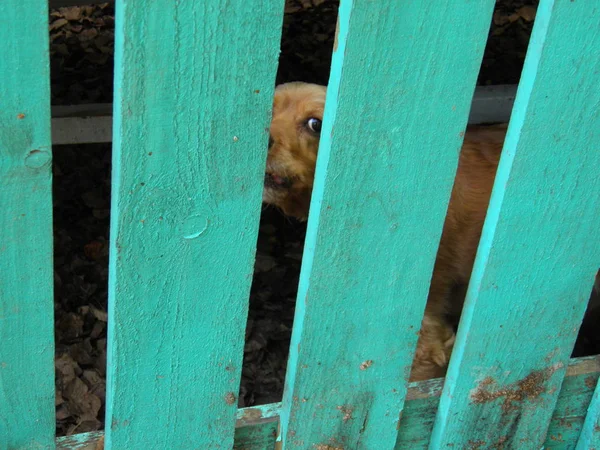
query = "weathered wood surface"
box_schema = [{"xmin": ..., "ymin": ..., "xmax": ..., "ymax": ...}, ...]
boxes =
[
  {"xmin": 55, "ymin": 356, "xmax": 600, "ymax": 449},
  {"xmin": 576, "ymin": 377, "xmax": 600, "ymax": 449},
  {"xmin": 430, "ymin": 1, "xmax": 600, "ymax": 448},
  {"xmin": 0, "ymin": 0, "xmax": 56, "ymax": 447},
  {"xmin": 545, "ymin": 360, "xmax": 600, "ymax": 449},
  {"xmin": 104, "ymin": 0, "xmax": 283, "ymax": 448},
  {"xmin": 277, "ymin": 1, "xmax": 495, "ymax": 448},
  {"xmin": 397, "ymin": 356, "xmax": 600, "ymax": 449}
]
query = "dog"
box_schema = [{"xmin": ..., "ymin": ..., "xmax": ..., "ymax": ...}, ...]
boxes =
[
  {"xmin": 90, "ymin": 84, "xmax": 597, "ymax": 450},
  {"xmin": 264, "ymin": 81, "xmax": 508, "ymax": 381}
]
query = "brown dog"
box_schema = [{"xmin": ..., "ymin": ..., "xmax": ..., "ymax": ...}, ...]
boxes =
[{"xmin": 264, "ymin": 81, "xmax": 507, "ymax": 381}]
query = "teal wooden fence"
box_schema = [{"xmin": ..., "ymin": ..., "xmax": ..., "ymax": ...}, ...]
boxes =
[{"xmin": 1, "ymin": 0, "xmax": 599, "ymax": 449}]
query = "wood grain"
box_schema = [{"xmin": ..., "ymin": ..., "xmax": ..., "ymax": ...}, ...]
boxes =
[
  {"xmin": 104, "ymin": 0, "xmax": 283, "ymax": 447},
  {"xmin": 277, "ymin": 1, "xmax": 495, "ymax": 448},
  {"xmin": 0, "ymin": 0, "xmax": 55, "ymax": 447},
  {"xmin": 430, "ymin": 1, "xmax": 600, "ymax": 448},
  {"xmin": 576, "ymin": 377, "xmax": 600, "ymax": 449}
]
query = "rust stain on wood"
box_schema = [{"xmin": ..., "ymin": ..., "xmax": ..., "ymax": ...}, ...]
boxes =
[
  {"xmin": 585, "ymin": 375, "xmax": 596, "ymax": 388},
  {"xmin": 225, "ymin": 392, "xmax": 237, "ymax": 405},
  {"xmin": 336, "ymin": 405, "xmax": 354, "ymax": 422},
  {"xmin": 467, "ymin": 439, "xmax": 486, "ymax": 449},
  {"xmin": 470, "ymin": 364, "xmax": 562, "ymax": 413},
  {"xmin": 491, "ymin": 436, "xmax": 508, "ymax": 449},
  {"xmin": 241, "ymin": 408, "xmax": 263, "ymax": 421}
]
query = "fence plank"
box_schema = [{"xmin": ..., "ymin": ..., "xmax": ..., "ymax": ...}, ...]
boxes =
[
  {"xmin": 0, "ymin": 0, "xmax": 55, "ymax": 447},
  {"xmin": 104, "ymin": 1, "xmax": 283, "ymax": 448},
  {"xmin": 277, "ymin": 1, "xmax": 495, "ymax": 448},
  {"xmin": 429, "ymin": 1, "xmax": 600, "ymax": 448},
  {"xmin": 576, "ymin": 379, "xmax": 600, "ymax": 449}
]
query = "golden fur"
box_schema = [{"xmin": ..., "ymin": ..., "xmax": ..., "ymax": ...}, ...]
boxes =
[
  {"xmin": 263, "ymin": 83, "xmax": 327, "ymax": 217},
  {"xmin": 264, "ymin": 81, "xmax": 506, "ymax": 381}
]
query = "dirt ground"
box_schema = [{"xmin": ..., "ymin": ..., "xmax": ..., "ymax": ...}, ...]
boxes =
[{"xmin": 48, "ymin": 0, "xmax": 598, "ymax": 437}]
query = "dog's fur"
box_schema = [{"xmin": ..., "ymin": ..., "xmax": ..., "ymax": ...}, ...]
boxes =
[{"xmin": 264, "ymin": 81, "xmax": 507, "ymax": 381}]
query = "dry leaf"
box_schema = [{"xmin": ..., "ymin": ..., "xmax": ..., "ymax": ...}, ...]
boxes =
[
  {"xmin": 91, "ymin": 306, "xmax": 108, "ymax": 322},
  {"xmin": 79, "ymin": 28, "xmax": 99, "ymax": 42},
  {"xmin": 493, "ymin": 11, "xmax": 510, "ymax": 26},
  {"xmin": 90, "ymin": 321, "xmax": 106, "ymax": 339},
  {"xmin": 56, "ymin": 390, "xmax": 65, "ymax": 406},
  {"xmin": 516, "ymin": 5, "xmax": 536, "ymax": 22},
  {"xmin": 63, "ymin": 377, "xmax": 102, "ymax": 419},
  {"xmin": 56, "ymin": 405, "xmax": 72, "ymax": 421},
  {"xmin": 60, "ymin": 6, "xmax": 82, "ymax": 21},
  {"xmin": 50, "ymin": 19, "xmax": 69, "ymax": 31},
  {"xmin": 508, "ymin": 12, "xmax": 520, "ymax": 23},
  {"xmin": 55, "ymin": 354, "xmax": 78, "ymax": 387}
]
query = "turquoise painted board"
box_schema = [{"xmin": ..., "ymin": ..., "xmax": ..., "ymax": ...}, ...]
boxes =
[
  {"xmin": 430, "ymin": 1, "xmax": 600, "ymax": 448},
  {"xmin": 105, "ymin": 0, "xmax": 283, "ymax": 448},
  {"xmin": 278, "ymin": 1, "xmax": 495, "ymax": 448},
  {"xmin": 0, "ymin": 0, "xmax": 55, "ymax": 447},
  {"xmin": 576, "ymin": 378, "xmax": 600, "ymax": 449}
]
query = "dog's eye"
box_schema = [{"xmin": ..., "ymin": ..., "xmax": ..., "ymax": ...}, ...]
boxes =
[{"xmin": 306, "ymin": 118, "xmax": 322, "ymax": 134}]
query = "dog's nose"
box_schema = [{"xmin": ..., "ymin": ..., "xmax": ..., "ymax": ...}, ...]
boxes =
[{"xmin": 268, "ymin": 136, "xmax": 274, "ymax": 149}]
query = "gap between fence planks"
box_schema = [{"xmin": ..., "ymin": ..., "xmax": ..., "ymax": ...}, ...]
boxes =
[
  {"xmin": 276, "ymin": 1, "xmax": 496, "ymax": 448},
  {"xmin": 103, "ymin": 1, "xmax": 283, "ymax": 448},
  {"xmin": 0, "ymin": 0, "xmax": 56, "ymax": 447},
  {"xmin": 430, "ymin": 1, "xmax": 600, "ymax": 448}
]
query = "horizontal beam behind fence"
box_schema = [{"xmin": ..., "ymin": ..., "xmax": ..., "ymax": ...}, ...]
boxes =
[
  {"xmin": 104, "ymin": 0, "xmax": 283, "ymax": 448},
  {"xmin": 0, "ymin": 0, "xmax": 56, "ymax": 447},
  {"xmin": 50, "ymin": 0, "xmax": 113, "ymax": 8},
  {"xmin": 54, "ymin": 355, "xmax": 600, "ymax": 449},
  {"xmin": 430, "ymin": 1, "xmax": 600, "ymax": 448},
  {"xmin": 49, "ymin": 85, "xmax": 518, "ymax": 146}
]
